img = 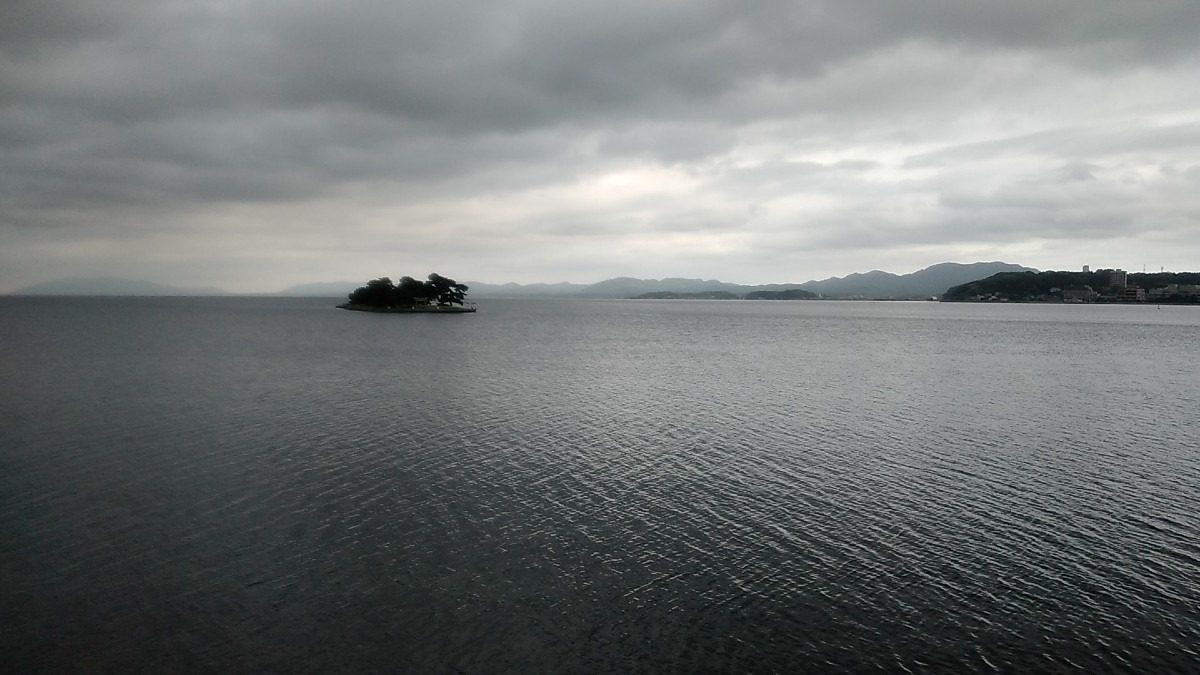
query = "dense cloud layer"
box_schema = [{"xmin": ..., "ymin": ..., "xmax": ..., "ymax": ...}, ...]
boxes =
[{"xmin": 3, "ymin": 0, "xmax": 1198, "ymax": 291}]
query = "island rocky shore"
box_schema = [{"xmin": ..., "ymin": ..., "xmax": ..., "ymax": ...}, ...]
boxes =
[{"xmin": 337, "ymin": 302, "xmax": 476, "ymax": 313}]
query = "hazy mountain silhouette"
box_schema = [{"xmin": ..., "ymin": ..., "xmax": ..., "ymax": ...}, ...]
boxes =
[
  {"xmin": 467, "ymin": 262, "xmax": 1034, "ymax": 299},
  {"xmin": 460, "ymin": 281, "xmax": 589, "ymax": 297},
  {"xmin": 11, "ymin": 262, "xmax": 1034, "ymax": 298},
  {"xmin": 275, "ymin": 281, "xmax": 363, "ymax": 297},
  {"xmin": 797, "ymin": 262, "xmax": 1036, "ymax": 298},
  {"xmin": 10, "ymin": 277, "xmax": 230, "ymax": 296}
]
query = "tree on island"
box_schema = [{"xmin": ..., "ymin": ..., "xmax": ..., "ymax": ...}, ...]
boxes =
[
  {"xmin": 348, "ymin": 277, "xmax": 400, "ymax": 306},
  {"xmin": 347, "ymin": 273, "xmax": 469, "ymax": 308},
  {"xmin": 395, "ymin": 276, "xmax": 430, "ymax": 305},
  {"xmin": 424, "ymin": 273, "xmax": 468, "ymax": 306}
]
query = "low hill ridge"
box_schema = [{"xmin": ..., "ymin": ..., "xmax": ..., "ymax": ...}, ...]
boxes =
[
  {"xmin": 10, "ymin": 277, "xmax": 230, "ymax": 296},
  {"xmin": 797, "ymin": 262, "xmax": 1035, "ymax": 298},
  {"xmin": 9, "ymin": 262, "xmax": 1034, "ymax": 298},
  {"xmin": 466, "ymin": 262, "xmax": 1034, "ymax": 299}
]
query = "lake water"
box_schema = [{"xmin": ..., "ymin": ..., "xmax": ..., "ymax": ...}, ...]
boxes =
[{"xmin": 2, "ymin": 297, "xmax": 1198, "ymax": 673}]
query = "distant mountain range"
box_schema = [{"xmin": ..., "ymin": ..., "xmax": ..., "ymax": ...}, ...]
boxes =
[
  {"xmin": 9, "ymin": 262, "xmax": 1035, "ymax": 299},
  {"xmin": 464, "ymin": 262, "xmax": 1034, "ymax": 299},
  {"xmin": 274, "ymin": 281, "xmax": 364, "ymax": 297},
  {"xmin": 8, "ymin": 277, "xmax": 230, "ymax": 296},
  {"xmin": 795, "ymin": 262, "xmax": 1036, "ymax": 299}
]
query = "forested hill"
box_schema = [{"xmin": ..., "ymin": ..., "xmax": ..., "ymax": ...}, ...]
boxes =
[
  {"xmin": 796, "ymin": 261, "xmax": 1033, "ymax": 299},
  {"xmin": 943, "ymin": 271, "xmax": 1200, "ymax": 302},
  {"xmin": 743, "ymin": 289, "xmax": 818, "ymax": 300}
]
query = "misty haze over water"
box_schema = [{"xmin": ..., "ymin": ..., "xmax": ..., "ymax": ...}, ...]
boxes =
[{"xmin": 2, "ymin": 297, "xmax": 1198, "ymax": 672}]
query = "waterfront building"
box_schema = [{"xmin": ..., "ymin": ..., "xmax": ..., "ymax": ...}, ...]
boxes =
[
  {"xmin": 1061, "ymin": 286, "xmax": 1096, "ymax": 303},
  {"xmin": 1115, "ymin": 287, "xmax": 1146, "ymax": 302}
]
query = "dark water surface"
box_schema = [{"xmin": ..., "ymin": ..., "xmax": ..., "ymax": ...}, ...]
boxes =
[{"xmin": 2, "ymin": 297, "xmax": 1198, "ymax": 673}]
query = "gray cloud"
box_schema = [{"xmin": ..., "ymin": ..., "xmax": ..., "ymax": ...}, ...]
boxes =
[{"xmin": 2, "ymin": 0, "xmax": 1199, "ymax": 291}]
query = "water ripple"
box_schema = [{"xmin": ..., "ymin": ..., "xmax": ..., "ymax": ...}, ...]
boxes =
[{"xmin": 2, "ymin": 298, "xmax": 1199, "ymax": 673}]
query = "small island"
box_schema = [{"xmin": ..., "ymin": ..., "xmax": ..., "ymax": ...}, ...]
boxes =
[
  {"xmin": 633, "ymin": 291, "xmax": 741, "ymax": 300},
  {"xmin": 338, "ymin": 273, "xmax": 476, "ymax": 313},
  {"xmin": 743, "ymin": 289, "xmax": 817, "ymax": 300},
  {"xmin": 630, "ymin": 288, "xmax": 816, "ymax": 300}
]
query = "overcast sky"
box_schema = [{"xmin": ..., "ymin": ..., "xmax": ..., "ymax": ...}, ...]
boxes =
[{"xmin": 3, "ymin": 0, "xmax": 1199, "ymax": 292}]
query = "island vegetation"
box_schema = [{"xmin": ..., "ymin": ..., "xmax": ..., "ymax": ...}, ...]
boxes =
[
  {"xmin": 743, "ymin": 289, "xmax": 817, "ymax": 300},
  {"xmin": 339, "ymin": 273, "xmax": 475, "ymax": 312},
  {"xmin": 633, "ymin": 291, "xmax": 740, "ymax": 300},
  {"xmin": 630, "ymin": 288, "xmax": 817, "ymax": 300}
]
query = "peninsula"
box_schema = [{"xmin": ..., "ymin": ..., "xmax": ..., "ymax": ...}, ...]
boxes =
[
  {"xmin": 338, "ymin": 273, "xmax": 476, "ymax": 313},
  {"xmin": 942, "ymin": 269, "xmax": 1200, "ymax": 303}
]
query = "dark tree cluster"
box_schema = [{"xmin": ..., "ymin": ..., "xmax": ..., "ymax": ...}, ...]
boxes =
[
  {"xmin": 347, "ymin": 273, "xmax": 469, "ymax": 308},
  {"xmin": 743, "ymin": 289, "xmax": 817, "ymax": 300},
  {"xmin": 633, "ymin": 291, "xmax": 740, "ymax": 299}
]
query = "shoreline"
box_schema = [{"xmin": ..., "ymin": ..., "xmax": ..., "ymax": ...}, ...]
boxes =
[{"xmin": 337, "ymin": 303, "xmax": 477, "ymax": 313}]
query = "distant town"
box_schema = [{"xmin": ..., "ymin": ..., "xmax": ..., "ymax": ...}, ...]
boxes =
[{"xmin": 941, "ymin": 267, "xmax": 1200, "ymax": 304}]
